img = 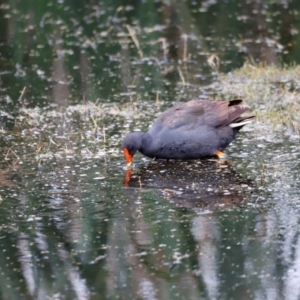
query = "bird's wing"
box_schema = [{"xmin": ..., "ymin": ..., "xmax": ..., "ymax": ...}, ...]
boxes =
[{"xmin": 150, "ymin": 99, "xmax": 249, "ymax": 132}]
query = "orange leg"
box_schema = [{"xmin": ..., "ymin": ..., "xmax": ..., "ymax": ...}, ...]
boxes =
[
  {"xmin": 215, "ymin": 150, "xmax": 230, "ymax": 165},
  {"xmin": 215, "ymin": 150, "xmax": 227, "ymax": 159}
]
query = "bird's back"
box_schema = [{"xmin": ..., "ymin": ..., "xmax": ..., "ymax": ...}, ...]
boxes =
[{"xmin": 143, "ymin": 99, "xmax": 252, "ymax": 159}]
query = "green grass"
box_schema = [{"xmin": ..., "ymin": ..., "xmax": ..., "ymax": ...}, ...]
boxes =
[{"xmin": 217, "ymin": 63, "xmax": 300, "ymax": 134}]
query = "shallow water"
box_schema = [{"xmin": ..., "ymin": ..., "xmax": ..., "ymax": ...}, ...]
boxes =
[{"xmin": 0, "ymin": 1, "xmax": 300, "ymax": 299}]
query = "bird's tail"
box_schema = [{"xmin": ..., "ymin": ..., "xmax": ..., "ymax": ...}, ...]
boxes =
[{"xmin": 229, "ymin": 116, "xmax": 255, "ymax": 129}]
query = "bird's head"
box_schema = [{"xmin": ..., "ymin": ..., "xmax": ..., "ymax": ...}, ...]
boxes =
[{"xmin": 122, "ymin": 132, "xmax": 144, "ymax": 166}]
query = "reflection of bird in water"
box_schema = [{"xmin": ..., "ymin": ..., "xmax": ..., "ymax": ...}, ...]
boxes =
[{"xmin": 123, "ymin": 160, "xmax": 253, "ymax": 209}]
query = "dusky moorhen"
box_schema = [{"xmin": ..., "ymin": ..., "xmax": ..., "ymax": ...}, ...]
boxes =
[{"xmin": 122, "ymin": 99, "xmax": 254, "ymax": 166}]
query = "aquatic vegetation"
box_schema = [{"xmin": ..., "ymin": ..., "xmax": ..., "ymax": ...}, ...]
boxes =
[{"xmin": 218, "ymin": 63, "xmax": 300, "ymax": 136}]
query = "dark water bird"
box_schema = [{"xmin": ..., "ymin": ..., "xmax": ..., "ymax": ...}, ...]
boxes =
[{"xmin": 122, "ymin": 99, "xmax": 254, "ymax": 166}]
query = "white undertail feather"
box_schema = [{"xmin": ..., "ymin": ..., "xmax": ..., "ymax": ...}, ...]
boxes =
[{"xmin": 229, "ymin": 119, "xmax": 253, "ymax": 128}]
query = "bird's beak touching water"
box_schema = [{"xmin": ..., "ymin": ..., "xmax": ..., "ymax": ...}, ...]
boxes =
[{"xmin": 123, "ymin": 148, "xmax": 133, "ymax": 167}]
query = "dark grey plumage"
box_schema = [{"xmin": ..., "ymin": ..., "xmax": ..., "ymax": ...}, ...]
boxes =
[{"xmin": 122, "ymin": 99, "xmax": 254, "ymax": 163}]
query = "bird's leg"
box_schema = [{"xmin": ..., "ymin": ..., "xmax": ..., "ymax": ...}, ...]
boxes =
[
  {"xmin": 215, "ymin": 150, "xmax": 230, "ymax": 165},
  {"xmin": 215, "ymin": 150, "xmax": 227, "ymax": 159}
]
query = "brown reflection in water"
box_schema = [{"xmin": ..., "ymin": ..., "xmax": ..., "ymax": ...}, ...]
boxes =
[
  {"xmin": 106, "ymin": 197, "xmax": 162, "ymax": 299},
  {"xmin": 160, "ymin": 1, "xmax": 294, "ymax": 67},
  {"xmin": 161, "ymin": 3, "xmax": 183, "ymax": 62},
  {"xmin": 191, "ymin": 215, "xmax": 220, "ymax": 299},
  {"xmin": 79, "ymin": 52, "xmax": 91, "ymax": 96},
  {"xmin": 123, "ymin": 160, "xmax": 252, "ymax": 209},
  {"xmin": 241, "ymin": 1, "xmax": 277, "ymax": 64},
  {"xmin": 120, "ymin": 36, "xmax": 133, "ymax": 89},
  {"xmin": 52, "ymin": 27, "xmax": 70, "ymax": 107}
]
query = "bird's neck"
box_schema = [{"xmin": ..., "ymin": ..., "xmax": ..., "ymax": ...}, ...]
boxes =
[{"xmin": 139, "ymin": 133, "xmax": 153, "ymax": 156}]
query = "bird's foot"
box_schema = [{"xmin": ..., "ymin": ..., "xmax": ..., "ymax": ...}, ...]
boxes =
[
  {"xmin": 215, "ymin": 151, "xmax": 230, "ymax": 165},
  {"xmin": 215, "ymin": 150, "xmax": 227, "ymax": 159}
]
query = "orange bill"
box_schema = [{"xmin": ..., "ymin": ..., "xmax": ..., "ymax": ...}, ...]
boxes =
[{"xmin": 123, "ymin": 148, "xmax": 133, "ymax": 166}]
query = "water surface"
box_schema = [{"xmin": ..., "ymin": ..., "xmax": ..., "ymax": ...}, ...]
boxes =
[{"xmin": 0, "ymin": 1, "xmax": 300, "ymax": 299}]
